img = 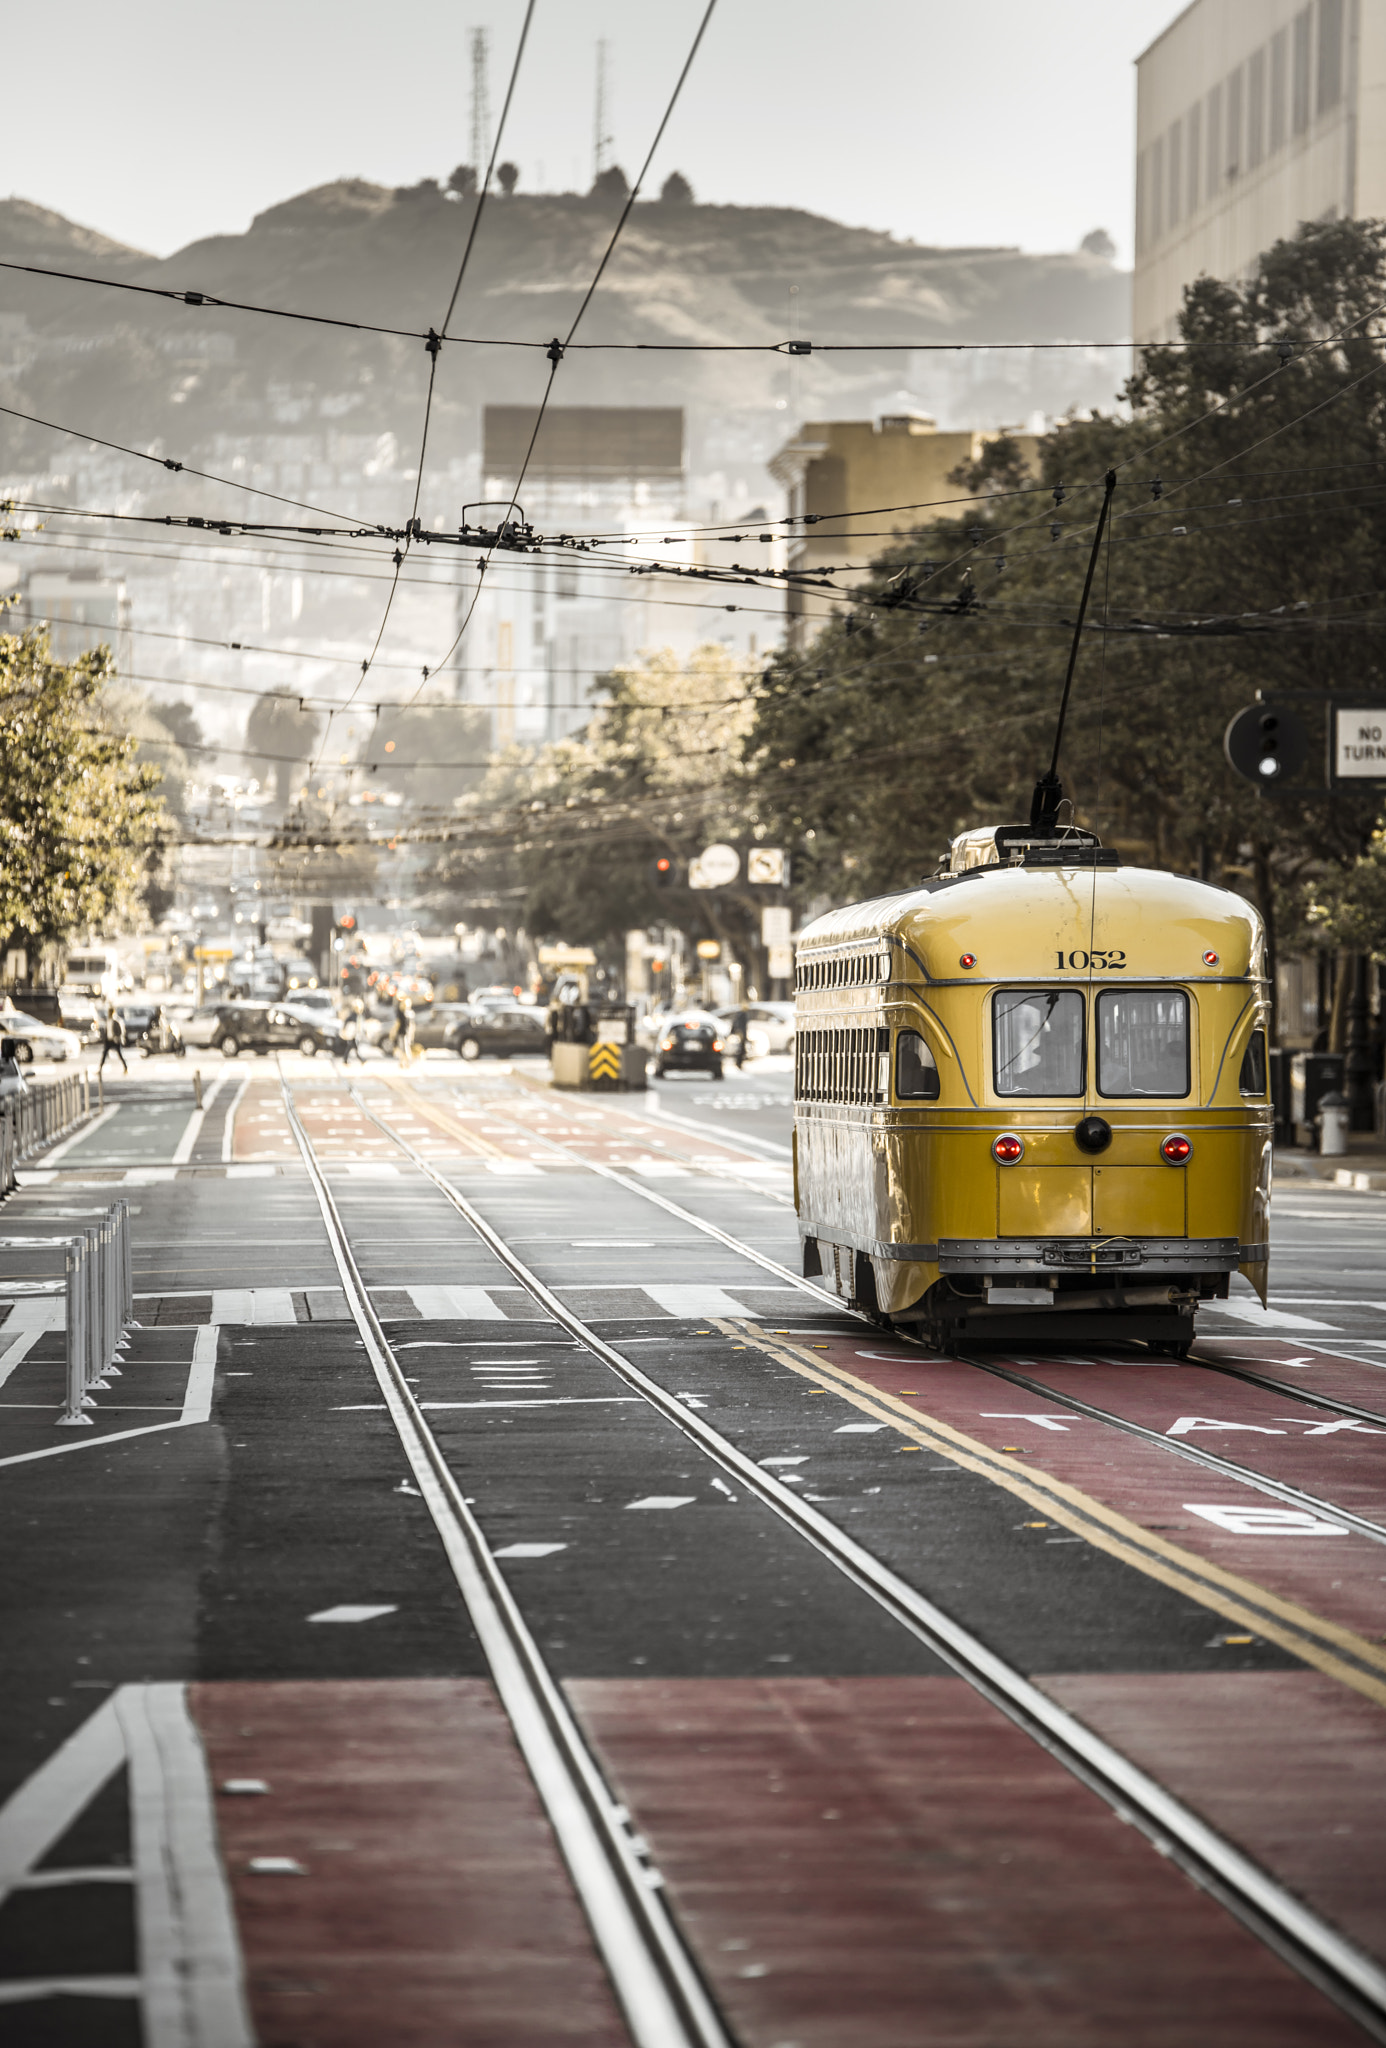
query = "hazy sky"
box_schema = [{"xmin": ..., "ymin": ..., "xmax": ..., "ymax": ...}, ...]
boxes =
[{"xmin": 7, "ymin": 1, "xmax": 1178, "ymax": 266}]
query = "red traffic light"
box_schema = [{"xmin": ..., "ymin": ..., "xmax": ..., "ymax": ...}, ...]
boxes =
[
  {"xmin": 1161, "ymin": 1133, "xmax": 1193, "ymax": 1164},
  {"xmin": 992, "ymin": 1133, "xmax": 1024, "ymax": 1164}
]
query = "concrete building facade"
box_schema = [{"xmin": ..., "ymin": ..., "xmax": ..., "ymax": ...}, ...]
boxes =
[
  {"xmin": 1134, "ymin": 0, "xmax": 1386, "ymax": 342},
  {"xmin": 768, "ymin": 413, "xmax": 1038, "ymax": 643}
]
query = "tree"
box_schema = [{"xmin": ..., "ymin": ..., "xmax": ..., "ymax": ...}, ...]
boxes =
[
  {"xmin": 431, "ymin": 646, "xmax": 759, "ymax": 955},
  {"xmin": 244, "ymin": 688, "xmax": 324, "ymax": 809},
  {"xmin": 660, "ymin": 170, "xmax": 694, "ymax": 205},
  {"xmin": 1081, "ymin": 228, "xmax": 1116, "ymax": 260},
  {"xmin": 745, "ymin": 215, "xmax": 1386, "ymax": 1001},
  {"xmin": 447, "ymin": 164, "xmax": 479, "ymax": 199},
  {"xmin": 497, "ymin": 162, "xmax": 519, "ymax": 196},
  {"xmin": 0, "ymin": 623, "xmax": 167, "ymax": 954},
  {"xmin": 591, "ymin": 165, "xmax": 630, "ymax": 203}
]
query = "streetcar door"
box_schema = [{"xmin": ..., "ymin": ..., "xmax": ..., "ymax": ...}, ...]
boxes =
[{"xmin": 1091, "ymin": 988, "xmax": 1191, "ymax": 1237}]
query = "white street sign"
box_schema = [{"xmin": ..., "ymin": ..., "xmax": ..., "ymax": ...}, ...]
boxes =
[
  {"xmin": 767, "ymin": 943, "xmax": 794, "ymax": 979},
  {"xmin": 747, "ymin": 846, "xmax": 788, "ymax": 885},
  {"xmin": 695, "ymin": 842, "xmax": 740, "ymax": 887},
  {"xmin": 1334, "ymin": 708, "xmax": 1386, "ymax": 778},
  {"xmin": 761, "ymin": 906, "xmax": 792, "ymax": 946}
]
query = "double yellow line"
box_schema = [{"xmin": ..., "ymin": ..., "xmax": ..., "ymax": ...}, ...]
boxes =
[{"xmin": 730, "ymin": 1320, "xmax": 1386, "ymax": 1711}]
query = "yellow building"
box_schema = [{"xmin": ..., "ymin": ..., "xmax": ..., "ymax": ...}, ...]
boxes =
[
  {"xmin": 1134, "ymin": 0, "xmax": 1386, "ymax": 343},
  {"xmin": 768, "ymin": 412, "xmax": 1039, "ymax": 643}
]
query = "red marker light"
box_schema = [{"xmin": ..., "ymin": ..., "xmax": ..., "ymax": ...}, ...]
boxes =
[
  {"xmin": 959, "ymin": 952, "xmax": 977, "ymax": 969},
  {"xmin": 1202, "ymin": 949, "xmax": 1219, "ymax": 966},
  {"xmin": 1161, "ymin": 1133, "xmax": 1193, "ymax": 1164},
  {"xmin": 992, "ymin": 1133, "xmax": 1024, "ymax": 1164}
]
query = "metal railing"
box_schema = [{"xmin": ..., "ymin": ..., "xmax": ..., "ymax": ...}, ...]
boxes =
[
  {"xmin": 0, "ymin": 1069, "xmax": 93, "ymax": 1189},
  {"xmin": 0, "ymin": 1200, "xmax": 134, "ymax": 1426}
]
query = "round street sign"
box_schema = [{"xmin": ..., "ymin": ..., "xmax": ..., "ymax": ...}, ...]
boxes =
[{"xmin": 696, "ymin": 843, "xmax": 740, "ymax": 887}]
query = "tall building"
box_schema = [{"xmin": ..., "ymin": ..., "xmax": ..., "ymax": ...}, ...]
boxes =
[
  {"xmin": 20, "ymin": 569, "xmax": 131, "ymax": 672},
  {"xmin": 768, "ymin": 413, "xmax": 1039, "ymax": 644},
  {"xmin": 1134, "ymin": 0, "xmax": 1386, "ymax": 342},
  {"xmin": 461, "ymin": 406, "xmax": 765, "ymax": 749}
]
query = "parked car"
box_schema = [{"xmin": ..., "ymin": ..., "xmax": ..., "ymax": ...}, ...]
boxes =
[
  {"xmin": 412, "ymin": 1001, "xmax": 474, "ymax": 1050},
  {"xmin": 58, "ymin": 995, "xmax": 103, "ymax": 1042},
  {"xmin": 213, "ymin": 1003, "xmax": 340, "ymax": 1058},
  {"xmin": 653, "ymin": 1012, "xmax": 724, "ymax": 1079},
  {"xmin": 0, "ymin": 1010, "xmax": 83, "ymax": 1064},
  {"xmin": 280, "ymin": 991, "xmax": 337, "ymax": 1026},
  {"xmin": 446, "ymin": 1003, "xmax": 548, "ymax": 1061}
]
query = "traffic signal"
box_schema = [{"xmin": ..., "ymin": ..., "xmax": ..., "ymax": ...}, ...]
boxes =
[
  {"xmin": 1224, "ymin": 703, "xmax": 1309, "ymax": 785},
  {"xmin": 651, "ymin": 855, "xmax": 675, "ymax": 888}
]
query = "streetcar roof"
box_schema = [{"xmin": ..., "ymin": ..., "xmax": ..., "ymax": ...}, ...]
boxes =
[{"xmin": 797, "ymin": 864, "xmax": 1264, "ymax": 981}]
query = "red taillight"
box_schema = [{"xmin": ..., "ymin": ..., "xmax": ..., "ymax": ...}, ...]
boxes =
[
  {"xmin": 712, "ymin": 1038, "xmax": 723, "ymax": 1051},
  {"xmin": 992, "ymin": 1133, "xmax": 1024, "ymax": 1164},
  {"xmin": 1161, "ymin": 1133, "xmax": 1193, "ymax": 1164},
  {"xmin": 959, "ymin": 952, "xmax": 977, "ymax": 969}
]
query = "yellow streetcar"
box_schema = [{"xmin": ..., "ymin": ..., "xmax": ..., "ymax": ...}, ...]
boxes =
[{"xmin": 793, "ymin": 820, "xmax": 1272, "ymax": 1354}]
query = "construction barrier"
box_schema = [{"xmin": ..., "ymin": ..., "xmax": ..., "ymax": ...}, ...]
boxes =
[{"xmin": 0, "ymin": 1201, "xmax": 134, "ymax": 1427}]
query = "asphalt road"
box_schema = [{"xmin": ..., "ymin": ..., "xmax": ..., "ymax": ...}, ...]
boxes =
[{"xmin": 0, "ymin": 1053, "xmax": 1383, "ymax": 2047}]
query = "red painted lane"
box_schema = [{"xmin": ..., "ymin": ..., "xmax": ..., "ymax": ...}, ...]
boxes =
[
  {"xmin": 233, "ymin": 1080, "xmax": 300, "ymax": 1162},
  {"xmin": 821, "ymin": 1339, "xmax": 1386, "ymax": 1643},
  {"xmin": 192, "ymin": 1679, "xmax": 628, "ymax": 2048},
  {"xmin": 570, "ymin": 1676, "xmax": 1364, "ymax": 2048},
  {"xmin": 1040, "ymin": 1670, "xmax": 1386, "ymax": 1968},
  {"xmin": 1197, "ymin": 1338, "xmax": 1386, "ymax": 1418}
]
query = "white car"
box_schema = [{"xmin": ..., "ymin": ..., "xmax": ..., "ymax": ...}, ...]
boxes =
[
  {"xmin": 0, "ymin": 1011, "xmax": 83, "ymax": 1063},
  {"xmin": 280, "ymin": 993, "xmax": 338, "ymax": 1027}
]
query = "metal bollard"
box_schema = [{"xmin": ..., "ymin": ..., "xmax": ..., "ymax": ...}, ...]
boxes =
[{"xmin": 56, "ymin": 1238, "xmax": 93, "ymax": 1426}]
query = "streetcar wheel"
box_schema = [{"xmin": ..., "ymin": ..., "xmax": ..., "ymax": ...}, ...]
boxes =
[
  {"xmin": 1149, "ymin": 1338, "xmax": 1192, "ymax": 1360},
  {"xmin": 220, "ymin": 1036, "xmax": 240, "ymax": 1059},
  {"xmin": 458, "ymin": 1037, "xmax": 482, "ymax": 1061},
  {"xmin": 297, "ymin": 1035, "xmax": 318, "ymax": 1056}
]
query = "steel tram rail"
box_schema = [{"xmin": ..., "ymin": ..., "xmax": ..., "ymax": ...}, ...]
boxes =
[
  {"xmin": 402, "ymin": 1080, "xmax": 1386, "ymax": 1534},
  {"xmin": 337, "ymin": 1074, "xmax": 1386, "ymax": 2039},
  {"xmin": 275, "ymin": 1069, "xmax": 733, "ymax": 2048}
]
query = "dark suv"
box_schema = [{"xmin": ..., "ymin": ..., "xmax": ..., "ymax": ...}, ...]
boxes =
[{"xmin": 215, "ymin": 1002, "xmax": 339, "ymax": 1058}]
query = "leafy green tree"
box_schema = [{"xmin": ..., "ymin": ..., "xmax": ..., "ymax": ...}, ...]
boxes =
[
  {"xmin": 746, "ymin": 216, "xmax": 1386, "ymax": 1000},
  {"xmin": 0, "ymin": 622, "xmax": 167, "ymax": 953}
]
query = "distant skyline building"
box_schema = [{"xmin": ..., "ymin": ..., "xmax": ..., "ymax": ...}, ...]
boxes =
[
  {"xmin": 21, "ymin": 568, "xmax": 131, "ymax": 673},
  {"xmin": 769, "ymin": 412, "xmax": 1039, "ymax": 645},
  {"xmin": 1134, "ymin": 0, "xmax": 1386, "ymax": 342}
]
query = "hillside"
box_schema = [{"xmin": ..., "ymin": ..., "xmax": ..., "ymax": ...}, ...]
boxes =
[{"xmin": 0, "ymin": 181, "xmax": 1132, "ymax": 480}]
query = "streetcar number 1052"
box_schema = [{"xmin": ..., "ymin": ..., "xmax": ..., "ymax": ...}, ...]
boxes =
[{"xmin": 1056, "ymin": 949, "xmax": 1126, "ymax": 969}]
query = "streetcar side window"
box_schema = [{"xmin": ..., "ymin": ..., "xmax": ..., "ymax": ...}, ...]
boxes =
[
  {"xmin": 993, "ymin": 990, "xmax": 1084, "ymax": 1097},
  {"xmin": 895, "ymin": 1029, "xmax": 939, "ymax": 1100},
  {"xmin": 1096, "ymin": 989, "xmax": 1190, "ymax": 1097},
  {"xmin": 1238, "ymin": 1028, "xmax": 1267, "ymax": 1097}
]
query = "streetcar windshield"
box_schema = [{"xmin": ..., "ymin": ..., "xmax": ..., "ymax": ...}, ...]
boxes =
[
  {"xmin": 1096, "ymin": 989, "xmax": 1190, "ymax": 1097},
  {"xmin": 993, "ymin": 990, "xmax": 1084, "ymax": 1096}
]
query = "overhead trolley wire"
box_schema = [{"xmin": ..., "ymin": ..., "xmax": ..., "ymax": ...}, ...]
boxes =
[{"xmin": 407, "ymin": 0, "xmax": 718, "ymax": 707}]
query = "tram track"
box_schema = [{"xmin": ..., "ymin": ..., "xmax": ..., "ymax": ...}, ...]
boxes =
[{"xmin": 311, "ymin": 1068, "xmax": 1386, "ymax": 2040}]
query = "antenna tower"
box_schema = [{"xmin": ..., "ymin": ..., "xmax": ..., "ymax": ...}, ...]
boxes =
[
  {"xmin": 593, "ymin": 39, "xmax": 613, "ymax": 182},
  {"xmin": 470, "ymin": 28, "xmax": 492, "ymax": 177}
]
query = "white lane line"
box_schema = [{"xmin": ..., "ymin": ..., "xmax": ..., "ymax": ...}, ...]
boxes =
[
  {"xmin": 220, "ymin": 1075, "xmax": 251, "ymax": 1163},
  {"xmin": 171, "ymin": 1070, "xmax": 227, "ymax": 1166},
  {"xmin": 37, "ymin": 1103, "xmax": 121, "ymax": 1166},
  {"xmin": 493, "ymin": 1542, "xmax": 566, "ymax": 1558},
  {"xmin": 210, "ymin": 1289, "xmax": 295, "ymax": 1326},
  {"xmin": 0, "ymin": 1328, "xmax": 219, "ymax": 1467},
  {"xmin": 0, "ymin": 1301, "xmax": 67, "ymax": 1390},
  {"xmin": 406, "ymin": 1285, "xmax": 506, "ymax": 1321},
  {"xmin": 625, "ymin": 1496, "xmax": 696, "ymax": 1511},
  {"xmin": 1205, "ymin": 1301, "xmax": 1339, "ymax": 1332},
  {"xmin": 643, "ymin": 1285, "xmax": 755, "ymax": 1318},
  {"xmin": 0, "ymin": 1694, "xmax": 126, "ymax": 1904},
  {"xmin": 308, "ymin": 1604, "xmax": 398, "ymax": 1623},
  {"xmin": 0, "ymin": 1977, "xmax": 142, "ymax": 2003},
  {"xmin": 118, "ymin": 1684, "xmax": 253, "ymax": 2048},
  {"xmin": 419, "ymin": 1397, "xmax": 642, "ymax": 1410},
  {"xmin": 224, "ymin": 1165, "xmax": 276, "ymax": 1179}
]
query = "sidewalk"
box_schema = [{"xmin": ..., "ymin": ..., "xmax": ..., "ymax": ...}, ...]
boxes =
[{"xmin": 1275, "ymin": 1132, "xmax": 1386, "ymax": 1194}]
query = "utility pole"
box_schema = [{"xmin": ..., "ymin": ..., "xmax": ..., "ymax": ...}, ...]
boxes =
[
  {"xmin": 470, "ymin": 28, "xmax": 491, "ymax": 179},
  {"xmin": 593, "ymin": 39, "xmax": 612, "ymax": 183}
]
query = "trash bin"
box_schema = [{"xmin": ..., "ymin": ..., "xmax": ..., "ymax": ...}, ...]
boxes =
[
  {"xmin": 1290, "ymin": 1052, "xmax": 1345, "ymax": 1149},
  {"xmin": 1317, "ymin": 1089, "xmax": 1350, "ymax": 1157}
]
